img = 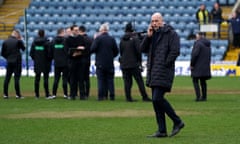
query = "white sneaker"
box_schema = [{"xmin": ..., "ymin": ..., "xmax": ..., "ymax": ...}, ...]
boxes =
[
  {"xmin": 51, "ymin": 95, "xmax": 56, "ymax": 99},
  {"xmin": 3, "ymin": 95, "xmax": 8, "ymax": 99},
  {"xmin": 46, "ymin": 96, "xmax": 53, "ymax": 100},
  {"xmin": 16, "ymin": 95, "xmax": 24, "ymax": 99},
  {"xmin": 63, "ymin": 95, "xmax": 68, "ymax": 99}
]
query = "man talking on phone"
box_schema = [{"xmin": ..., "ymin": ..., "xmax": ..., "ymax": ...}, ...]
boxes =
[{"xmin": 140, "ymin": 12, "xmax": 184, "ymax": 138}]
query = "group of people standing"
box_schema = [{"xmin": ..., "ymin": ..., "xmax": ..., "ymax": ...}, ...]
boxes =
[
  {"xmin": 1, "ymin": 21, "xmax": 152, "ymax": 102},
  {"xmin": 28, "ymin": 25, "xmax": 92, "ymax": 100},
  {"xmin": 1, "ymin": 10, "xmax": 215, "ymax": 138}
]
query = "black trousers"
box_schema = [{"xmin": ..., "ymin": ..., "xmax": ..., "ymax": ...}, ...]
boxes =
[
  {"xmin": 52, "ymin": 66, "xmax": 68, "ymax": 96},
  {"xmin": 192, "ymin": 77, "xmax": 207, "ymax": 99},
  {"xmin": 3, "ymin": 62, "xmax": 22, "ymax": 96},
  {"xmin": 233, "ymin": 33, "xmax": 240, "ymax": 48},
  {"xmin": 34, "ymin": 72, "xmax": 49, "ymax": 97},
  {"xmin": 122, "ymin": 67, "xmax": 148, "ymax": 100},
  {"xmin": 69, "ymin": 60, "xmax": 85, "ymax": 99},
  {"xmin": 152, "ymin": 87, "xmax": 181, "ymax": 133},
  {"xmin": 96, "ymin": 67, "xmax": 115, "ymax": 100},
  {"xmin": 83, "ymin": 62, "xmax": 90, "ymax": 97}
]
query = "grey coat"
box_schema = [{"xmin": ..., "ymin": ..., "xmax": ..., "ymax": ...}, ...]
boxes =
[
  {"xmin": 190, "ymin": 38, "xmax": 211, "ymax": 79},
  {"xmin": 140, "ymin": 24, "xmax": 180, "ymax": 92}
]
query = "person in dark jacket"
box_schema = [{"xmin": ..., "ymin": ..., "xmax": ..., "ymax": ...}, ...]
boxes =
[
  {"xmin": 30, "ymin": 29, "xmax": 51, "ymax": 99},
  {"xmin": 119, "ymin": 23, "xmax": 151, "ymax": 102},
  {"xmin": 79, "ymin": 25, "xmax": 93, "ymax": 98},
  {"xmin": 228, "ymin": 11, "xmax": 240, "ymax": 48},
  {"xmin": 49, "ymin": 28, "xmax": 68, "ymax": 99},
  {"xmin": 210, "ymin": 2, "xmax": 223, "ymax": 38},
  {"xmin": 90, "ymin": 23, "xmax": 119, "ymax": 101},
  {"xmin": 140, "ymin": 13, "xmax": 184, "ymax": 138},
  {"xmin": 1, "ymin": 30, "xmax": 25, "ymax": 99},
  {"xmin": 65, "ymin": 25, "xmax": 86, "ymax": 100},
  {"xmin": 190, "ymin": 32, "xmax": 211, "ymax": 101}
]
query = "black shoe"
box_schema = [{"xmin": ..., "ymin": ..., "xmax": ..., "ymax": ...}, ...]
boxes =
[
  {"xmin": 147, "ymin": 131, "xmax": 168, "ymax": 138},
  {"xmin": 195, "ymin": 98, "xmax": 201, "ymax": 102},
  {"xmin": 169, "ymin": 122, "xmax": 185, "ymax": 137},
  {"xmin": 142, "ymin": 97, "xmax": 152, "ymax": 102},
  {"xmin": 98, "ymin": 97, "xmax": 104, "ymax": 101},
  {"xmin": 201, "ymin": 98, "xmax": 207, "ymax": 101},
  {"xmin": 69, "ymin": 96, "xmax": 76, "ymax": 100},
  {"xmin": 80, "ymin": 96, "xmax": 87, "ymax": 100}
]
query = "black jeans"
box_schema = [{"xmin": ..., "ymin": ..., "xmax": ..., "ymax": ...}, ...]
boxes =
[
  {"xmin": 52, "ymin": 66, "xmax": 68, "ymax": 96},
  {"xmin": 192, "ymin": 77, "xmax": 207, "ymax": 99},
  {"xmin": 152, "ymin": 87, "xmax": 181, "ymax": 133},
  {"xmin": 122, "ymin": 67, "xmax": 148, "ymax": 100},
  {"xmin": 3, "ymin": 62, "xmax": 22, "ymax": 96}
]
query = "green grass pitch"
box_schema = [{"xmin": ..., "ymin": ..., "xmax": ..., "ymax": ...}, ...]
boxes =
[{"xmin": 0, "ymin": 76, "xmax": 239, "ymax": 144}]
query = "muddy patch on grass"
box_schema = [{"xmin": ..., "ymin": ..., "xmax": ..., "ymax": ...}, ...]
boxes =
[{"xmin": 3, "ymin": 110, "xmax": 203, "ymax": 119}]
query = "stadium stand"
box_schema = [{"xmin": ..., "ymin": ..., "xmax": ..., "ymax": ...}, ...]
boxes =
[{"xmin": 12, "ymin": 0, "xmax": 231, "ymax": 61}]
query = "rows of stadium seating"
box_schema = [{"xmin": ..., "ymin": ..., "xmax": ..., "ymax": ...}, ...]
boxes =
[{"xmin": 12, "ymin": 0, "xmax": 230, "ymax": 61}]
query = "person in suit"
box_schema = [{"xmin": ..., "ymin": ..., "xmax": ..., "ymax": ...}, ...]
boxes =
[
  {"xmin": 119, "ymin": 23, "xmax": 151, "ymax": 102},
  {"xmin": 65, "ymin": 25, "xmax": 86, "ymax": 100},
  {"xmin": 90, "ymin": 23, "xmax": 119, "ymax": 101},
  {"xmin": 190, "ymin": 32, "xmax": 211, "ymax": 101},
  {"xmin": 30, "ymin": 29, "xmax": 51, "ymax": 99},
  {"xmin": 140, "ymin": 12, "xmax": 184, "ymax": 138},
  {"xmin": 1, "ymin": 30, "xmax": 25, "ymax": 99},
  {"xmin": 49, "ymin": 28, "xmax": 69, "ymax": 99}
]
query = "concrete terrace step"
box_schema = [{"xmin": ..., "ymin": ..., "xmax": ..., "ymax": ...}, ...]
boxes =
[{"xmin": 0, "ymin": 0, "xmax": 31, "ymax": 39}]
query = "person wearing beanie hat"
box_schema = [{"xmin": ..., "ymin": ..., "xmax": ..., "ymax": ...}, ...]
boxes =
[
  {"xmin": 125, "ymin": 23, "xmax": 134, "ymax": 32},
  {"xmin": 119, "ymin": 22, "xmax": 151, "ymax": 102}
]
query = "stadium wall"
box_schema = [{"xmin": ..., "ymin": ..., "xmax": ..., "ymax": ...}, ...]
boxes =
[{"xmin": 0, "ymin": 60, "xmax": 239, "ymax": 77}]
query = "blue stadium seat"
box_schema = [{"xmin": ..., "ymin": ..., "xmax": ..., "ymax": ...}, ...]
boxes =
[{"xmin": 12, "ymin": 0, "xmax": 230, "ymax": 62}]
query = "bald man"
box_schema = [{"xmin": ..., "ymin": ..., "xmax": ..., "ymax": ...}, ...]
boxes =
[{"xmin": 141, "ymin": 13, "xmax": 184, "ymax": 138}]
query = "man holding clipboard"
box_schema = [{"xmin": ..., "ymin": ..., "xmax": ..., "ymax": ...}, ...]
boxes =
[{"xmin": 65, "ymin": 25, "xmax": 86, "ymax": 100}]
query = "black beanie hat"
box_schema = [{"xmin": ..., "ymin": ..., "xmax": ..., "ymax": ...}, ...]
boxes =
[{"xmin": 125, "ymin": 23, "xmax": 134, "ymax": 32}]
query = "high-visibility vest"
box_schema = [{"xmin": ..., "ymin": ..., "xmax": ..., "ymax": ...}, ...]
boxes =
[{"xmin": 198, "ymin": 10, "xmax": 209, "ymax": 24}]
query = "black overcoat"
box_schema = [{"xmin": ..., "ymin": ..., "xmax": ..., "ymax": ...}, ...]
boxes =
[
  {"xmin": 140, "ymin": 24, "xmax": 180, "ymax": 92},
  {"xmin": 190, "ymin": 38, "xmax": 211, "ymax": 79},
  {"xmin": 90, "ymin": 32, "xmax": 119, "ymax": 70}
]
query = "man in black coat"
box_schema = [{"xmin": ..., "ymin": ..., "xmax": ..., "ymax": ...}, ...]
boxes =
[
  {"xmin": 141, "ymin": 13, "xmax": 184, "ymax": 138},
  {"xmin": 49, "ymin": 28, "xmax": 68, "ymax": 99},
  {"xmin": 91, "ymin": 23, "xmax": 119, "ymax": 101},
  {"xmin": 30, "ymin": 29, "xmax": 51, "ymax": 99},
  {"xmin": 1, "ymin": 30, "xmax": 25, "ymax": 99},
  {"xmin": 65, "ymin": 25, "xmax": 86, "ymax": 100},
  {"xmin": 190, "ymin": 32, "xmax": 211, "ymax": 101},
  {"xmin": 79, "ymin": 25, "xmax": 93, "ymax": 98},
  {"xmin": 119, "ymin": 23, "xmax": 151, "ymax": 102}
]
